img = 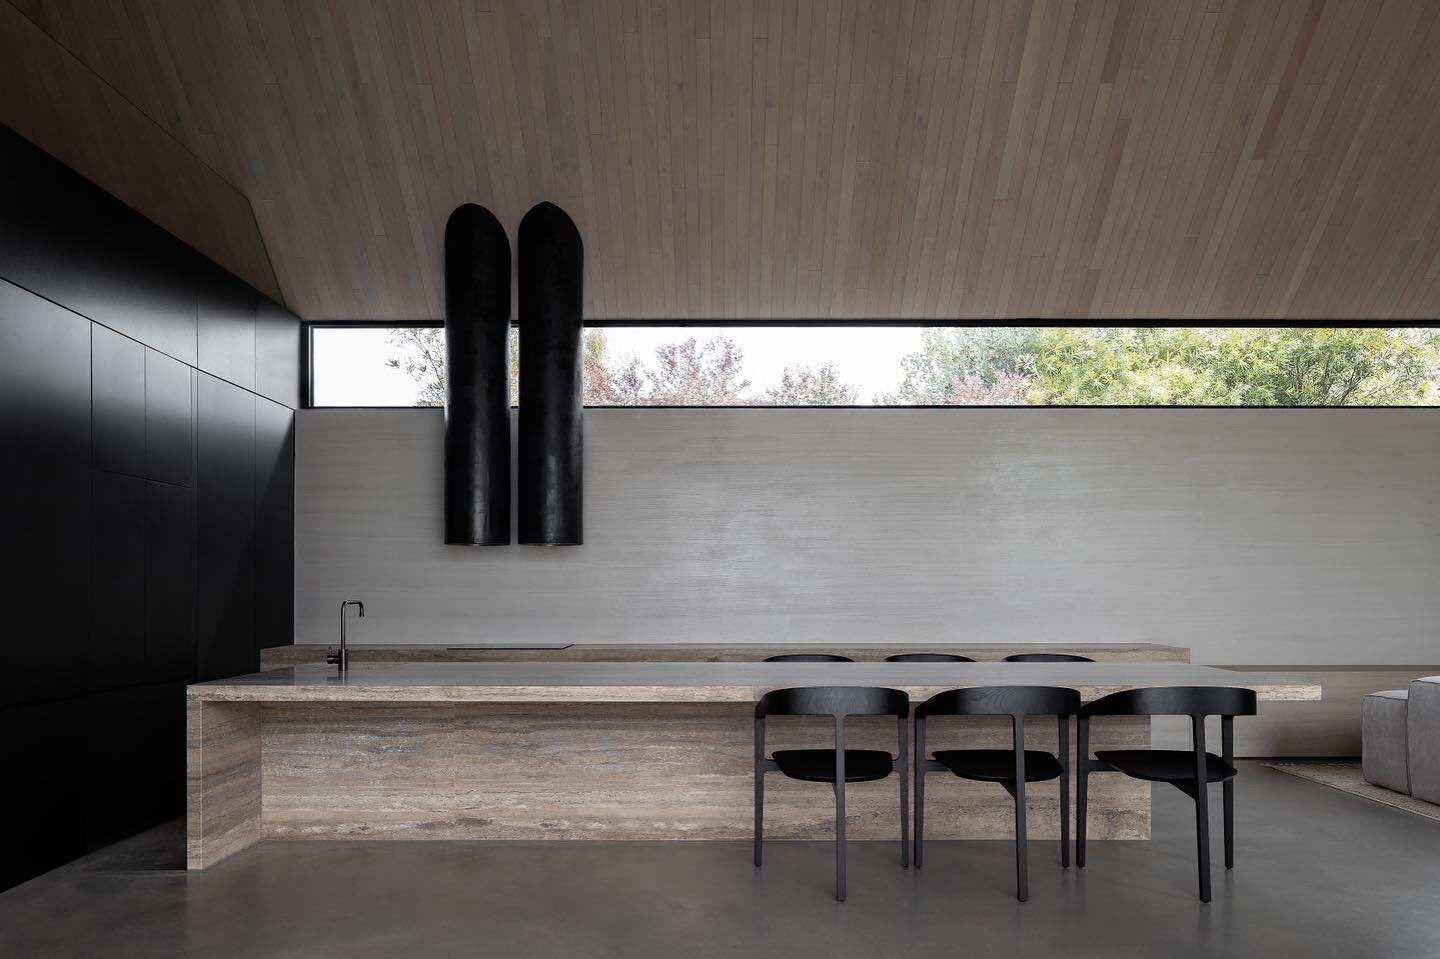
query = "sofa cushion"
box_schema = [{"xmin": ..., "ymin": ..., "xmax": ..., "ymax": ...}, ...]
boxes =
[
  {"xmin": 1408, "ymin": 677, "xmax": 1440, "ymax": 804},
  {"xmin": 1363, "ymin": 689, "xmax": 1409, "ymax": 794}
]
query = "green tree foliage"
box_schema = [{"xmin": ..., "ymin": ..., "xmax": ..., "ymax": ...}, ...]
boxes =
[
  {"xmin": 881, "ymin": 327, "xmax": 1043, "ymax": 404},
  {"xmin": 388, "ymin": 325, "xmax": 1439, "ymax": 408},
  {"xmin": 640, "ymin": 335, "xmax": 752, "ymax": 405},
  {"xmin": 385, "ymin": 326, "xmax": 526, "ymax": 406},
  {"xmin": 1025, "ymin": 327, "xmax": 1440, "ymax": 406},
  {"xmin": 386, "ymin": 329, "xmax": 782, "ymax": 406},
  {"xmin": 758, "ymin": 362, "xmax": 860, "ymax": 405},
  {"xmin": 384, "ymin": 326, "xmax": 448, "ymax": 406}
]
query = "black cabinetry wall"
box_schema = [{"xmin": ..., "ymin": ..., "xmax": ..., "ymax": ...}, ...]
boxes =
[{"xmin": 0, "ymin": 123, "xmax": 299, "ymax": 890}]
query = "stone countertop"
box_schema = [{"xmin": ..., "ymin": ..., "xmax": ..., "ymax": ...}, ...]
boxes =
[
  {"xmin": 259, "ymin": 642, "xmax": 1192, "ymax": 665},
  {"xmin": 190, "ymin": 661, "xmax": 1321, "ymax": 704}
]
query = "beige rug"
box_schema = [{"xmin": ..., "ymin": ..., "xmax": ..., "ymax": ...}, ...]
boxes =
[{"xmin": 1267, "ymin": 762, "xmax": 1440, "ymax": 824}]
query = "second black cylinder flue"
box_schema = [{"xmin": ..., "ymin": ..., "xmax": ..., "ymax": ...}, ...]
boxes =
[{"xmin": 517, "ymin": 201, "xmax": 584, "ymax": 545}]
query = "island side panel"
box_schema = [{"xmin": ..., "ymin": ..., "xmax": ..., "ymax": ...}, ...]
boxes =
[
  {"xmin": 258, "ymin": 703, "xmax": 1149, "ymax": 841},
  {"xmin": 187, "ymin": 698, "xmax": 262, "ymax": 868}
]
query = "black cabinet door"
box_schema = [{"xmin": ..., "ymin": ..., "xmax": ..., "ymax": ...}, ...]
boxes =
[
  {"xmin": 146, "ymin": 481, "xmax": 196, "ymax": 683},
  {"xmin": 145, "ymin": 348, "xmax": 195, "ymax": 487},
  {"xmin": 0, "ymin": 281, "xmax": 92, "ymax": 706},
  {"xmin": 0, "ymin": 125, "xmax": 199, "ymax": 365},
  {"xmin": 83, "ymin": 682, "xmax": 186, "ymax": 852},
  {"xmin": 91, "ymin": 471, "xmax": 146, "ymax": 691},
  {"xmin": 197, "ymin": 374, "xmax": 256, "ymax": 680},
  {"xmin": 0, "ymin": 699, "xmax": 84, "ymax": 890},
  {"xmin": 254, "ymin": 296, "xmax": 300, "ymax": 408},
  {"xmin": 92, "ymin": 324, "xmax": 146, "ymax": 477},
  {"xmin": 255, "ymin": 398, "xmax": 295, "ymax": 650},
  {"xmin": 197, "ymin": 260, "xmax": 255, "ymax": 391}
]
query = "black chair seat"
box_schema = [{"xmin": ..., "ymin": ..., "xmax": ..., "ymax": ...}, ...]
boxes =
[
  {"xmin": 932, "ymin": 748, "xmax": 1064, "ymax": 783},
  {"xmin": 773, "ymin": 748, "xmax": 895, "ymax": 783},
  {"xmin": 1094, "ymin": 749, "xmax": 1237, "ymax": 783}
]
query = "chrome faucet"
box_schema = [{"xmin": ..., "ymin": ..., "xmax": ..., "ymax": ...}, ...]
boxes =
[{"xmin": 327, "ymin": 600, "xmax": 365, "ymax": 672}]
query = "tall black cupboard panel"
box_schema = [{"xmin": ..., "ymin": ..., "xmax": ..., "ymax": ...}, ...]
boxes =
[
  {"xmin": 255, "ymin": 398, "xmax": 295, "ymax": 649},
  {"xmin": 0, "ymin": 125, "xmax": 199, "ymax": 365},
  {"xmin": 0, "ymin": 699, "xmax": 84, "ymax": 888},
  {"xmin": 254, "ymin": 296, "xmax": 301, "ymax": 408},
  {"xmin": 197, "ymin": 260, "xmax": 255, "ymax": 391},
  {"xmin": 83, "ymin": 682, "xmax": 185, "ymax": 852},
  {"xmin": 145, "ymin": 348, "xmax": 195, "ymax": 487},
  {"xmin": 91, "ymin": 471, "xmax": 146, "ymax": 691},
  {"xmin": 0, "ymin": 280, "xmax": 92, "ymax": 707},
  {"xmin": 146, "ymin": 481, "xmax": 196, "ymax": 684},
  {"xmin": 91, "ymin": 325, "xmax": 145, "ymax": 477},
  {"xmin": 197, "ymin": 374, "xmax": 257, "ymax": 680}
]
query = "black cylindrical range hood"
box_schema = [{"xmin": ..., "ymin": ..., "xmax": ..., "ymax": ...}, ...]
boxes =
[
  {"xmin": 517, "ymin": 201, "xmax": 584, "ymax": 545},
  {"xmin": 443, "ymin": 204, "xmax": 511, "ymax": 545}
]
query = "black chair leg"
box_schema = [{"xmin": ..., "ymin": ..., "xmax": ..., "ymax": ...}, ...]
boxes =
[
  {"xmin": 898, "ymin": 716, "xmax": 909, "ymax": 869},
  {"xmin": 914, "ymin": 717, "xmax": 925, "ymax": 868},
  {"xmin": 1013, "ymin": 783, "xmax": 1029, "ymax": 901},
  {"xmin": 834, "ymin": 781, "xmax": 847, "ymax": 902},
  {"xmin": 1193, "ymin": 717, "xmax": 1212, "ymax": 902},
  {"xmin": 1194, "ymin": 782, "xmax": 1211, "ymax": 902},
  {"xmin": 1076, "ymin": 719, "xmax": 1089, "ymax": 869},
  {"xmin": 914, "ymin": 769, "xmax": 925, "ymax": 869},
  {"xmin": 1223, "ymin": 778, "xmax": 1234, "ymax": 870},
  {"xmin": 754, "ymin": 718, "xmax": 764, "ymax": 868},
  {"xmin": 1059, "ymin": 715, "xmax": 1070, "ymax": 868},
  {"xmin": 1223, "ymin": 715, "xmax": 1235, "ymax": 870},
  {"xmin": 1012, "ymin": 720, "xmax": 1029, "ymax": 901},
  {"xmin": 899, "ymin": 774, "xmax": 909, "ymax": 869},
  {"xmin": 754, "ymin": 771, "xmax": 764, "ymax": 868}
]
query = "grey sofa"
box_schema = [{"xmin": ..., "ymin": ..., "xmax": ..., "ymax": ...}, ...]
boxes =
[
  {"xmin": 1408, "ymin": 676, "xmax": 1440, "ymax": 804},
  {"xmin": 1363, "ymin": 676, "xmax": 1440, "ymax": 803}
]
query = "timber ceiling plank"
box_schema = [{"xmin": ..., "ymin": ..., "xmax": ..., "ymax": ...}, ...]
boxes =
[{"xmin": 13, "ymin": 0, "xmax": 1440, "ymax": 320}]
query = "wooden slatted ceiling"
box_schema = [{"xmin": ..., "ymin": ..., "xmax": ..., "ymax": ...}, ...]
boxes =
[{"xmin": 15, "ymin": 0, "xmax": 1440, "ymax": 321}]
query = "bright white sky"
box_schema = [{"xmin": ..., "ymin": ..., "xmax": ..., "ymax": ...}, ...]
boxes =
[{"xmin": 312, "ymin": 326, "xmax": 926, "ymax": 406}]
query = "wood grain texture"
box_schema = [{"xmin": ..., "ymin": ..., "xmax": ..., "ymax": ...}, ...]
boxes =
[
  {"xmin": 186, "ymin": 699, "xmax": 261, "ymax": 869},
  {"xmin": 17, "ymin": 0, "xmax": 1440, "ymax": 320},
  {"xmin": 0, "ymin": 2, "xmax": 278, "ymax": 301},
  {"xmin": 257, "ymin": 703, "xmax": 1150, "ymax": 842},
  {"xmin": 295, "ymin": 408, "xmax": 1440, "ymax": 665}
]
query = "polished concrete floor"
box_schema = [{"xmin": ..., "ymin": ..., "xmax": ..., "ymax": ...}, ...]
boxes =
[{"xmin": 2, "ymin": 764, "xmax": 1437, "ymax": 958}]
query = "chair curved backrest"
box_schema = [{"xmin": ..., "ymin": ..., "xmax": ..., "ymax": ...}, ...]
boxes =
[
  {"xmin": 917, "ymin": 685, "xmax": 1080, "ymax": 719},
  {"xmin": 755, "ymin": 685, "xmax": 909, "ymax": 719},
  {"xmin": 763, "ymin": 653, "xmax": 854, "ymax": 663},
  {"xmin": 1003, "ymin": 653, "xmax": 1094, "ymax": 663},
  {"xmin": 1081, "ymin": 685, "xmax": 1257, "ymax": 718},
  {"xmin": 884, "ymin": 653, "xmax": 975, "ymax": 663}
]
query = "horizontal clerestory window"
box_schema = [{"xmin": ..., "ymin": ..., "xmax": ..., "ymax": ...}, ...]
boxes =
[{"xmin": 308, "ymin": 325, "xmax": 1440, "ymax": 408}]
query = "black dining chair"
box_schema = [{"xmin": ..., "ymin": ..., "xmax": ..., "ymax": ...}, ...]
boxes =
[
  {"xmin": 1003, "ymin": 653, "xmax": 1094, "ymax": 662},
  {"xmin": 1076, "ymin": 685, "xmax": 1257, "ymax": 902},
  {"xmin": 754, "ymin": 686, "xmax": 909, "ymax": 901},
  {"xmin": 763, "ymin": 653, "xmax": 854, "ymax": 662},
  {"xmin": 914, "ymin": 686, "xmax": 1080, "ymax": 900},
  {"xmin": 884, "ymin": 653, "xmax": 976, "ymax": 662}
]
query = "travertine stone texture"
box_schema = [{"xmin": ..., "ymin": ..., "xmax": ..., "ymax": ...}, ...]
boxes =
[
  {"xmin": 187, "ymin": 700, "xmax": 262, "ymax": 869},
  {"xmin": 188, "ymin": 662, "xmax": 1318, "ymax": 868},
  {"xmin": 258, "ymin": 703, "xmax": 1150, "ymax": 842},
  {"xmin": 192, "ymin": 662, "xmax": 1322, "ymax": 705}
]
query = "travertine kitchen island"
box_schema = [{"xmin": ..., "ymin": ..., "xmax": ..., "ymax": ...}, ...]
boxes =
[{"xmin": 187, "ymin": 661, "xmax": 1319, "ymax": 869}]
